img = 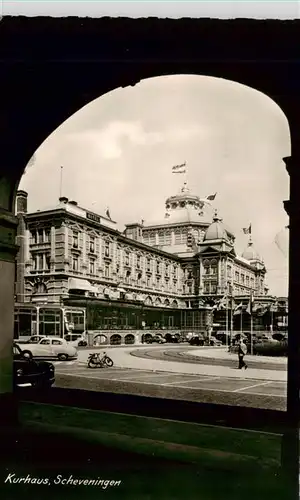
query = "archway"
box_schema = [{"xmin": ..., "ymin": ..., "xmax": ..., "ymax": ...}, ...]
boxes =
[
  {"xmin": 0, "ymin": 20, "xmax": 298, "ymax": 488},
  {"xmin": 124, "ymin": 334, "xmax": 135, "ymax": 345},
  {"xmin": 93, "ymin": 334, "xmax": 108, "ymax": 346},
  {"xmin": 142, "ymin": 333, "xmax": 153, "ymax": 344},
  {"xmin": 110, "ymin": 334, "xmax": 122, "ymax": 345}
]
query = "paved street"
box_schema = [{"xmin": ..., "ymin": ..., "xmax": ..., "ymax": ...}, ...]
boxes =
[{"xmin": 53, "ymin": 346, "xmax": 287, "ymax": 411}]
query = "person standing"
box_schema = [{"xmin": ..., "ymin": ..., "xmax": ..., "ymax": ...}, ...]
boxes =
[{"xmin": 238, "ymin": 339, "xmax": 248, "ymax": 369}]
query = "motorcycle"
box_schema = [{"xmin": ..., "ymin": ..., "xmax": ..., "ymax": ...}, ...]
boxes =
[{"xmin": 87, "ymin": 351, "xmax": 114, "ymax": 369}]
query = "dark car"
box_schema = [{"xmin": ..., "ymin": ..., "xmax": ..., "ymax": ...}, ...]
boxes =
[
  {"xmin": 150, "ymin": 334, "xmax": 167, "ymax": 344},
  {"xmin": 165, "ymin": 333, "xmax": 180, "ymax": 343},
  {"xmin": 13, "ymin": 342, "xmax": 55, "ymax": 390},
  {"xmin": 189, "ymin": 336, "xmax": 205, "ymax": 346}
]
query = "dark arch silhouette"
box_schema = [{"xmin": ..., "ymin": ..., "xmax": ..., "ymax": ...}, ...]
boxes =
[{"xmin": 0, "ymin": 19, "xmax": 299, "ymax": 495}]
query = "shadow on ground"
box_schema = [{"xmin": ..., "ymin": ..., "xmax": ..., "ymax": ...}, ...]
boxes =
[{"xmin": 0, "ymin": 428, "xmax": 285, "ymax": 500}]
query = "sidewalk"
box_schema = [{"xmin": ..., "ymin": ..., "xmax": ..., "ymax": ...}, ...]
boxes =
[
  {"xmin": 191, "ymin": 348, "xmax": 287, "ymax": 365},
  {"xmin": 78, "ymin": 347, "xmax": 287, "ymax": 381}
]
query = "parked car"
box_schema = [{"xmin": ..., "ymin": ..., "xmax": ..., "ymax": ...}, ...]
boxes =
[
  {"xmin": 209, "ymin": 336, "xmax": 223, "ymax": 346},
  {"xmin": 64, "ymin": 333, "xmax": 88, "ymax": 347},
  {"xmin": 165, "ymin": 333, "xmax": 180, "ymax": 343},
  {"xmin": 149, "ymin": 334, "xmax": 167, "ymax": 344},
  {"xmin": 189, "ymin": 335, "xmax": 205, "ymax": 346},
  {"xmin": 17, "ymin": 335, "xmax": 45, "ymax": 344},
  {"xmin": 13, "ymin": 342, "xmax": 55, "ymax": 389},
  {"xmin": 16, "ymin": 336, "xmax": 78, "ymax": 361}
]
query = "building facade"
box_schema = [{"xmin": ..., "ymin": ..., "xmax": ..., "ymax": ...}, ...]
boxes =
[{"xmin": 14, "ymin": 186, "xmax": 286, "ymax": 344}]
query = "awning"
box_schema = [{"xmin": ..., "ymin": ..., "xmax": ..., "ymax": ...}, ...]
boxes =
[
  {"xmin": 117, "ymin": 288, "xmax": 126, "ymax": 293},
  {"xmin": 125, "ymin": 293, "xmax": 134, "ymax": 301},
  {"xmin": 68, "ymin": 278, "xmax": 94, "ymax": 292}
]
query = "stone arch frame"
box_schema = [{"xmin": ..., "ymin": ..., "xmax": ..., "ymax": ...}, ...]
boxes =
[{"xmin": 0, "ymin": 18, "xmax": 298, "ymax": 482}]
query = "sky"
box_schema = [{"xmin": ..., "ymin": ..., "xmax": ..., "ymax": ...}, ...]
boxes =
[{"xmin": 19, "ymin": 75, "xmax": 290, "ymax": 297}]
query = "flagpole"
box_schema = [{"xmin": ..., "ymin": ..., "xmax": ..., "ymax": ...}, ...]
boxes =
[
  {"xmin": 230, "ymin": 295, "xmax": 234, "ymax": 350},
  {"xmin": 225, "ymin": 293, "xmax": 228, "ymax": 347},
  {"xmin": 59, "ymin": 165, "xmax": 63, "ymax": 199},
  {"xmin": 250, "ymin": 311, "xmax": 253, "ymax": 356},
  {"xmin": 240, "ymin": 307, "xmax": 243, "ymax": 335}
]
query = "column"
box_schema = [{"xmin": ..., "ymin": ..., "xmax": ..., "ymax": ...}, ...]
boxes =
[
  {"xmin": 82, "ymin": 231, "xmax": 87, "ymax": 273},
  {"xmin": 281, "ymin": 155, "xmax": 299, "ymax": 497},
  {"xmin": 63, "ymin": 224, "xmax": 69, "ymax": 271},
  {"xmin": 50, "ymin": 226, "xmax": 56, "ymax": 271},
  {"xmin": 217, "ymin": 259, "xmax": 221, "ymax": 294},
  {"xmin": 0, "ymin": 207, "xmax": 19, "ymax": 424}
]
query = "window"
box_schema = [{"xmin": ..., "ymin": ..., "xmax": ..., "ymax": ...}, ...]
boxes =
[
  {"xmin": 104, "ymin": 241, "xmax": 110, "ymax": 257},
  {"xmin": 146, "ymin": 276, "xmax": 151, "ymax": 287},
  {"xmin": 125, "ymin": 252, "xmax": 130, "ymax": 266},
  {"xmin": 38, "ymin": 229, "xmax": 43, "ymax": 244},
  {"xmin": 165, "ymin": 264, "xmax": 169, "ymax": 277},
  {"xmin": 204, "ymin": 282, "xmax": 210, "ymax": 294},
  {"xmin": 40, "ymin": 339, "xmax": 50, "ymax": 345},
  {"xmin": 156, "ymin": 262, "xmax": 160, "ymax": 274},
  {"xmin": 52, "ymin": 339, "xmax": 63, "ymax": 345},
  {"xmin": 174, "ymin": 229, "xmax": 181, "ymax": 245},
  {"xmin": 165, "ymin": 231, "xmax": 171, "ymax": 245},
  {"xmin": 210, "ymin": 265, "xmax": 217, "ymax": 275},
  {"xmin": 147, "ymin": 258, "xmax": 151, "ymax": 272},
  {"xmin": 104, "ymin": 264, "xmax": 110, "ymax": 278},
  {"xmin": 137, "ymin": 255, "xmax": 141, "ymax": 269},
  {"xmin": 227, "ymin": 265, "xmax": 232, "ymax": 278},
  {"xmin": 158, "ymin": 232, "xmax": 165, "ymax": 245},
  {"xmin": 149, "ymin": 232, "xmax": 156, "ymax": 246},
  {"xmin": 45, "ymin": 229, "xmax": 51, "ymax": 243},
  {"xmin": 72, "ymin": 256, "xmax": 78, "ymax": 271},
  {"xmin": 235, "ymin": 272, "xmax": 239, "ymax": 282},
  {"xmin": 241, "ymin": 274, "xmax": 245, "ymax": 283},
  {"xmin": 45, "ymin": 254, "xmax": 51, "ymax": 270},
  {"xmin": 73, "ymin": 231, "xmax": 79, "ymax": 248},
  {"xmin": 89, "ymin": 260, "xmax": 95, "ymax": 275},
  {"xmin": 30, "ymin": 230, "xmax": 37, "ymax": 244},
  {"xmin": 211, "ymin": 282, "xmax": 217, "ymax": 294},
  {"xmin": 90, "ymin": 236, "xmax": 95, "ymax": 253}
]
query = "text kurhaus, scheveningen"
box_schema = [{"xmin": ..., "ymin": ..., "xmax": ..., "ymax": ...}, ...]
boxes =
[{"xmin": 4, "ymin": 473, "xmax": 122, "ymax": 488}]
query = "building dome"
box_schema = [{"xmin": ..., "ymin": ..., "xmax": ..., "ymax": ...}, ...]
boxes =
[
  {"xmin": 148, "ymin": 182, "xmax": 214, "ymax": 226},
  {"xmin": 204, "ymin": 212, "xmax": 228, "ymax": 241},
  {"xmin": 242, "ymin": 241, "xmax": 261, "ymax": 261}
]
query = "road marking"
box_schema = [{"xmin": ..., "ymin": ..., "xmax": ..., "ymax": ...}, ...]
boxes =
[
  {"xmin": 232, "ymin": 381, "xmax": 274, "ymax": 393},
  {"xmin": 55, "ymin": 374, "xmax": 286, "ymax": 397},
  {"xmin": 163, "ymin": 376, "xmax": 221, "ymax": 386}
]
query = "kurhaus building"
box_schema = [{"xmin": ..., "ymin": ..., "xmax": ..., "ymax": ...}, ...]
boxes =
[{"xmin": 14, "ymin": 185, "xmax": 284, "ymax": 344}]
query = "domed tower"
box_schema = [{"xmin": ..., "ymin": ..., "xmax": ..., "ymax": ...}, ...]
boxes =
[
  {"xmin": 164, "ymin": 182, "xmax": 212, "ymax": 224},
  {"xmin": 242, "ymin": 234, "xmax": 266, "ymax": 295},
  {"xmin": 198, "ymin": 211, "xmax": 236, "ymax": 296},
  {"xmin": 129, "ymin": 182, "xmax": 215, "ymax": 257},
  {"xmin": 242, "ymin": 235, "xmax": 263, "ymax": 265}
]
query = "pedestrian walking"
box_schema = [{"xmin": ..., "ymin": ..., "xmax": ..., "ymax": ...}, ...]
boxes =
[{"xmin": 238, "ymin": 339, "xmax": 248, "ymax": 369}]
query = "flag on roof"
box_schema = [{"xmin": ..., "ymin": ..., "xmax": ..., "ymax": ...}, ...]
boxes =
[
  {"xmin": 217, "ymin": 295, "xmax": 227, "ymax": 310},
  {"xmin": 172, "ymin": 162, "xmax": 186, "ymax": 173},
  {"xmin": 233, "ymin": 302, "xmax": 243, "ymax": 315},
  {"xmin": 206, "ymin": 193, "xmax": 217, "ymax": 201},
  {"xmin": 246, "ymin": 293, "xmax": 254, "ymax": 315},
  {"xmin": 243, "ymin": 223, "xmax": 252, "ymax": 235}
]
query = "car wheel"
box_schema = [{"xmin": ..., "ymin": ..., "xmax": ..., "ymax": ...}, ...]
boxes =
[
  {"xmin": 22, "ymin": 350, "xmax": 33, "ymax": 360},
  {"xmin": 58, "ymin": 353, "xmax": 68, "ymax": 361}
]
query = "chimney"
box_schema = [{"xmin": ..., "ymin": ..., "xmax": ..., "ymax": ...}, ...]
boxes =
[
  {"xmin": 59, "ymin": 196, "xmax": 69, "ymax": 204},
  {"xmin": 69, "ymin": 200, "xmax": 78, "ymax": 206},
  {"xmin": 16, "ymin": 190, "xmax": 28, "ymax": 215}
]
